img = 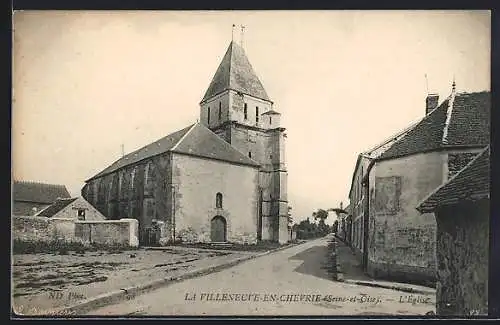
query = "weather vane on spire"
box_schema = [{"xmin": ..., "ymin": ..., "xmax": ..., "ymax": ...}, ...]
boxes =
[
  {"xmin": 240, "ymin": 25, "xmax": 245, "ymax": 48},
  {"xmin": 452, "ymin": 75, "xmax": 456, "ymax": 93}
]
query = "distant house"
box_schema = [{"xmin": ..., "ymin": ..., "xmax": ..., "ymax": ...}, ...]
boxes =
[
  {"xmin": 35, "ymin": 197, "xmax": 106, "ymax": 221},
  {"xmin": 348, "ymin": 121, "xmax": 416, "ymax": 270},
  {"xmin": 12, "ymin": 181, "xmax": 71, "ymax": 216},
  {"xmin": 348, "ymin": 85, "xmax": 490, "ymax": 284},
  {"xmin": 417, "ymin": 146, "xmax": 490, "ymax": 316},
  {"xmin": 332, "ymin": 203, "xmax": 349, "ymax": 243}
]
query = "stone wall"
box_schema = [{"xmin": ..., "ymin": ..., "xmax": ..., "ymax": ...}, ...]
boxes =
[
  {"xmin": 12, "ymin": 216, "xmax": 139, "ymax": 247},
  {"xmin": 367, "ymin": 151, "xmax": 447, "ymax": 283},
  {"xmin": 83, "ymin": 152, "xmax": 173, "ymax": 243},
  {"xmin": 172, "ymin": 153, "xmax": 259, "ymax": 244},
  {"xmin": 230, "ymin": 124, "xmax": 289, "ymax": 243},
  {"xmin": 435, "ymin": 199, "xmax": 489, "ymax": 316},
  {"xmin": 74, "ymin": 219, "xmax": 139, "ymax": 247},
  {"xmin": 13, "ymin": 216, "xmax": 77, "ymax": 242},
  {"xmin": 200, "ymin": 91, "xmax": 231, "ymax": 129}
]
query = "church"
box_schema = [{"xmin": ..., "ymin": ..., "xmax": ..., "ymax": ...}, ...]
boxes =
[{"xmin": 82, "ymin": 40, "xmax": 289, "ymax": 245}]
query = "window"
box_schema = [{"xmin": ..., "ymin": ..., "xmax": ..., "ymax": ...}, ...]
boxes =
[
  {"xmin": 244, "ymin": 103, "xmax": 248, "ymax": 120},
  {"xmin": 269, "ymin": 116, "xmax": 272, "ymax": 124},
  {"xmin": 77, "ymin": 209, "xmax": 86, "ymax": 221},
  {"xmin": 208, "ymin": 107, "xmax": 211, "ymax": 125},
  {"xmin": 256, "ymin": 106, "xmax": 259, "ymax": 123},
  {"xmin": 216, "ymin": 192, "xmax": 223, "ymax": 208},
  {"xmin": 218, "ymin": 102, "xmax": 222, "ymax": 121},
  {"xmin": 248, "ymin": 152, "xmax": 252, "ymax": 158}
]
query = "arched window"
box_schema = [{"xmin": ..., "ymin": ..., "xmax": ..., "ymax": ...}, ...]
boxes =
[
  {"xmin": 216, "ymin": 192, "xmax": 223, "ymax": 208},
  {"xmin": 219, "ymin": 102, "xmax": 222, "ymax": 121},
  {"xmin": 244, "ymin": 103, "xmax": 248, "ymax": 120},
  {"xmin": 208, "ymin": 106, "xmax": 211, "ymax": 125}
]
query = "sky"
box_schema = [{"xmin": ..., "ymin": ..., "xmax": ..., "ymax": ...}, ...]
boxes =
[{"xmin": 12, "ymin": 10, "xmax": 490, "ymax": 225}]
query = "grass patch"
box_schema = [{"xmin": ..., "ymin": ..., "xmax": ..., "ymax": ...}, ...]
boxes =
[
  {"xmin": 12, "ymin": 239, "xmax": 87, "ymax": 255},
  {"xmin": 12, "ymin": 239, "xmax": 138, "ymax": 255}
]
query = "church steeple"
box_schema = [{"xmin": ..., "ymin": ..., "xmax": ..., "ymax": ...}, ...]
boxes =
[
  {"xmin": 200, "ymin": 40, "xmax": 277, "ymax": 131},
  {"xmin": 201, "ymin": 41, "xmax": 271, "ymax": 104}
]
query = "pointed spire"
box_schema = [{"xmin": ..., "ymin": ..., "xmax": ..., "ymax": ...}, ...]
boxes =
[
  {"xmin": 231, "ymin": 24, "xmax": 235, "ymax": 42},
  {"xmin": 452, "ymin": 76, "xmax": 456, "ymax": 94},
  {"xmin": 201, "ymin": 40, "xmax": 270, "ymax": 103}
]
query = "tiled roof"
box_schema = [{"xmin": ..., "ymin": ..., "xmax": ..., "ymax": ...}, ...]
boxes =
[
  {"xmin": 172, "ymin": 123, "xmax": 260, "ymax": 167},
  {"xmin": 88, "ymin": 124, "xmax": 194, "ymax": 180},
  {"xmin": 87, "ymin": 123, "xmax": 260, "ymax": 181},
  {"xmin": 37, "ymin": 197, "xmax": 78, "ymax": 217},
  {"xmin": 201, "ymin": 41, "xmax": 270, "ymax": 103},
  {"xmin": 416, "ymin": 146, "xmax": 490, "ymax": 213},
  {"xmin": 13, "ymin": 181, "xmax": 71, "ymax": 204},
  {"xmin": 378, "ymin": 91, "xmax": 490, "ymax": 160}
]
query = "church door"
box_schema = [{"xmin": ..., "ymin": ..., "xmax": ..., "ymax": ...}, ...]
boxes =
[{"xmin": 211, "ymin": 216, "xmax": 227, "ymax": 242}]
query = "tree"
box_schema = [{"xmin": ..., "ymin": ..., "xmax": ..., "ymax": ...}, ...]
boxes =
[{"xmin": 313, "ymin": 209, "xmax": 329, "ymax": 225}]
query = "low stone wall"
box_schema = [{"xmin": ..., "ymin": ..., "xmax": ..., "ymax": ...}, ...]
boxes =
[
  {"xmin": 12, "ymin": 216, "xmax": 139, "ymax": 248},
  {"xmin": 74, "ymin": 219, "xmax": 139, "ymax": 247},
  {"xmin": 12, "ymin": 216, "xmax": 76, "ymax": 242}
]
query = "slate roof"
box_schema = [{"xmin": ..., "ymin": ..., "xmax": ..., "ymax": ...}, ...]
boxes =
[
  {"xmin": 416, "ymin": 146, "xmax": 490, "ymax": 213},
  {"xmin": 201, "ymin": 41, "xmax": 270, "ymax": 103},
  {"xmin": 37, "ymin": 197, "xmax": 78, "ymax": 217},
  {"xmin": 89, "ymin": 124, "xmax": 194, "ymax": 180},
  {"xmin": 378, "ymin": 91, "xmax": 490, "ymax": 160},
  {"xmin": 87, "ymin": 123, "xmax": 260, "ymax": 181},
  {"xmin": 13, "ymin": 181, "xmax": 71, "ymax": 204}
]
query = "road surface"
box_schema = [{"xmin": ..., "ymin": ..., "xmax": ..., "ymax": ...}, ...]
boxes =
[{"xmin": 87, "ymin": 236, "xmax": 436, "ymax": 316}]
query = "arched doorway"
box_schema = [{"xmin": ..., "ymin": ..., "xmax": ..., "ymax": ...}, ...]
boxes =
[{"xmin": 211, "ymin": 216, "xmax": 227, "ymax": 242}]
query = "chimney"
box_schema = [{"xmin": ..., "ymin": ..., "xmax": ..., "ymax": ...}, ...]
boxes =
[{"xmin": 425, "ymin": 94, "xmax": 439, "ymax": 115}]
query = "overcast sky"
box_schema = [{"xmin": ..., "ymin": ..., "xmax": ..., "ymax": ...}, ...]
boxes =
[{"xmin": 12, "ymin": 10, "xmax": 490, "ymax": 224}]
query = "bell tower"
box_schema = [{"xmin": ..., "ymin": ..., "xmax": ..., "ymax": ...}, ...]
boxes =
[{"xmin": 200, "ymin": 39, "xmax": 289, "ymax": 243}]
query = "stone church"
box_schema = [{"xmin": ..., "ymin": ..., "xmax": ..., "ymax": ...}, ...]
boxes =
[{"xmin": 82, "ymin": 40, "xmax": 289, "ymax": 245}]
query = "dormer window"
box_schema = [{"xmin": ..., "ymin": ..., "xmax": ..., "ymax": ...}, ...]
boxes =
[{"xmin": 244, "ymin": 103, "xmax": 248, "ymax": 120}]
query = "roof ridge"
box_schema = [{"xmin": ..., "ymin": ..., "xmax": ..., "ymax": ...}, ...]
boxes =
[
  {"xmin": 363, "ymin": 120, "xmax": 420, "ymax": 156},
  {"xmin": 14, "ymin": 180, "xmax": 66, "ymax": 186},
  {"xmin": 441, "ymin": 92, "xmax": 456, "ymax": 145},
  {"xmin": 228, "ymin": 41, "xmax": 234, "ymax": 90},
  {"xmin": 171, "ymin": 123, "xmax": 198, "ymax": 151},
  {"xmin": 174, "ymin": 123, "xmax": 260, "ymax": 167}
]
